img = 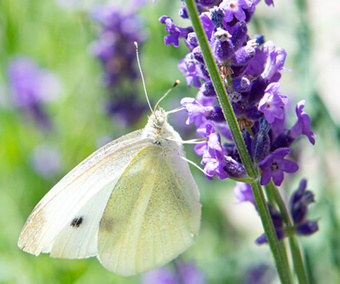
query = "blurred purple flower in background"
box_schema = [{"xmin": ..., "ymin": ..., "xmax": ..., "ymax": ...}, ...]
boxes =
[
  {"xmin": 7, "ymin": 57, "xmax": 61, "ymax": 130},
  {"xmin": 89, "ymin": 3, "xmax": 147, "ymax": 126},
  {"xmin": 242, "ymin": 264, "xmax": 275, "ymax": 284},
  {"xmin": 31, "ymin": 144, "xmax": 61, "ymax": 178},
  {"xmin": 142, "ymin": 262, "xmax": 205, "ymax": 284},
  {"xmin": 233, "ymin": 179, "xmax": 318, "ymax": 244}
]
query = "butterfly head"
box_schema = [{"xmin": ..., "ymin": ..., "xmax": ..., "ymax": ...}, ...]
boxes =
[{"xmin": 151, "ymin": 108, "xmax": 167, "ymax": 130}]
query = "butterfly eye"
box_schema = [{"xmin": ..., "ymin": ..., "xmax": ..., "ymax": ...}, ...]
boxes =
[{"xmin": 155, "ymin": 117, "xmax": 164, "ymax": 127}]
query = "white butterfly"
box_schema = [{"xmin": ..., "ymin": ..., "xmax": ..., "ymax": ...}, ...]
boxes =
[{"xmin": 18, "ymin": 106, "xmax": 202, "ymax": 276}]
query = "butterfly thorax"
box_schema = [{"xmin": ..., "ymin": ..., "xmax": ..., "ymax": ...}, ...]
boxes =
[{"xmin": 142, "ymin": 108, "xmax": 182, "ymax": 151}]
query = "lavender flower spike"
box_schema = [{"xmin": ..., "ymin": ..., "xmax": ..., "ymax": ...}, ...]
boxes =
[{"xmin": 7, "ymin": 57, "xmax": 60, "ymax": 130}]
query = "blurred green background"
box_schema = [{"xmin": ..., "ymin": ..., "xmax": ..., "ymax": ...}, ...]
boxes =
[{"xmin": 1, "ymin": 0, "xmax": 340, "ymax": 283}]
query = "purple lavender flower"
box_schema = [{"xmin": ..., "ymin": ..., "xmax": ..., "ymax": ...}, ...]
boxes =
[
  {"xmin": 220, "ymin": 0, "xmax": 252, "ymax": 23},
  {"xmin": 178, "ymin": 54, "xmax": 206, "ymax": 88},
  {"xmin": 160, "ymin": 0, "xmax": 314, "ymax": 189},
  {"xmin": 7, "ymin": 57, "xmax": 60, "ymax": 130},
  {"xmin": 290, "ymin": 100, "xmax": 316, "ymax": 145},
  {"xmin": 90, "ymin": 4, "xmax": 147, "ymax": 125},
  {"xmin": 202, "ymin": 131, "xmax": 229, "ymax": 180},
  {"xmin": 258, "ymin": 83, "xmax": 287, "ymax": 124},
  {"xmin": 261, "ymin": 41, "xmax": 290, "ymax": 81},
  {"xmin": 181, "ymin": 97, "xmax": 212, "ymax": 126},
  {"xmin": 259, "ymin": 148, "xmax": 298, "ymax": 186},
  {"xmin": 159, "ymin": 16, "xmax": 193, "ymax": 47}
]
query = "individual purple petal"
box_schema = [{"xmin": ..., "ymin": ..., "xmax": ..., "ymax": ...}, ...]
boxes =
[
  {"xmin": 201, "ymin": 132, "xmax": 228, "ymax": 180},
  {"xmin": 256, "ymin": 230, "xmax": 285, "ymax": 245},
  {"xmin": 296, "ymin": 220, "xmax": 319, "ymax": 236},
  {"xmin": 233, "ymin": 182, "xmax": 256, "ymax": 205},
  {"xmin": 181, "ymin": 97, "xmax": 214, "ymax": 127},
  {"xmin": 259, "ymin": 148, "xmax": 299, "ymax": 186},
  {"xmin": 196, "ymin": 90, "xmax": 215, "ymax": 106},
  {"xmin": 220, "ymin": 0, "xmax": 252, "ymax": 22},
  {"xmin": 159, "ymin": 16, "xmax": 193, "ymax": 47},
  {"xmin": 290, "ymin": 100, "xmax": 317, "ymax": 145},
  {"xmin": 199, "ymin": 14, "xmax": 215, "ymax": 41},
  {"xmin": 258, "ymin": 82, "xmax": 287, "ymax": 124},
  {"xmin": 194, "ymin": 123, "xmax": 215, "ymax": 156},
  {"xmin": 261, "ymin": 41, "xmax": 290, "ymax": 81},
  {"xmin": 265, "ymin": 0, "xmax": 274, "ymax": 6},
  {"xmin": 179, "ymin": 6, "xmax": 189, "ymax": 19},
  {"xmin": 178, "ymin": 53, "xmax": 205, "ymax": 87}
]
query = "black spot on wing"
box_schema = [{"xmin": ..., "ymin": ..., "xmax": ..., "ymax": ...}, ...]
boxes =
[{"xmin": 70, "ymin": 217, "xmax": 83, "ymax": 228}]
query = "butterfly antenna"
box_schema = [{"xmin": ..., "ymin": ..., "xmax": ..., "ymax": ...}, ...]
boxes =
[
  {"xmin": 154, "ymin": 80, "xmax": 180, "ymax": 112},
  {"xmin": 134, "ymin": 42, "xmax": 153, "ymax": 114}
]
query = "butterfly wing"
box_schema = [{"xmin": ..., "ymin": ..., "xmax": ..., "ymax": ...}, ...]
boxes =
[
  {"xmin": 18, "ymin": 130, "xmax": 153, "ymax": 258},
  {"xmin": 98, "ymin": 145, "xmax": 201, "ymax": 276}
]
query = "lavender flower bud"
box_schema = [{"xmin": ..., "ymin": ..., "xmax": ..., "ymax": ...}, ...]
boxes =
[
  {"xmin": 254, "ymin": 34, "xmax": 265, "ymax": 46},
  {"xmin": 251, "ymin": 117, "xmax": 271, "ymax": 163},
  {"xmin": 210, "ymin": 7, "xmax": 225, "ymax": 27},
  {"xmin": 248, "ymin": 77, "xmax": 268, "ymax": 103},
  {"xmin": 290, "ymin": 179, "xmax": 315, "ymax": 224},
  {"xmin": 223, "ymin": 156, "xmax": 247, "ymax": 179},
  {"xmin": 213, "ymin": 28, "xmax": 234, "ymax": 63},
  {"xmin": 199, "ymin": 0, "xmax": 216, "ymax": 7},
  {"xmin": 200, "ymin": 81, "xmax": 216, "ymax": 97},
  {"xmin": 192, "ymin": 46, "xmax": 204, "ymax": 63},
  {"xmin": 231, "ymin": 21, "xmax": 248, "ymax": 50},
  {"xmin": 187, "ymin": 32, "xmax": 199, "ymax": 49},
  {"xmin": 179, "ymin": 6, "xmax": 189, "ymax": 19},
  {"xmin": 230, "ymin": 40, "xmax": 257, "ymax": 66},
  {"xmin": 270, "ymin": 133, "xmax": 295, "ymax": 152},
  {"xmin": 232, "ymin": 76, "xmax": 253, "ymax": 93},
  {"xmin": 206, "ymin": 106, "xmax": 226, "ymax": 123}
]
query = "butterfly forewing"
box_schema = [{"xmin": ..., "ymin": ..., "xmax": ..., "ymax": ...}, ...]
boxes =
[
  {"xmin": 98, "ymin": 144, "xmax": 201, "ymax": 276},
  {"xmin": 18, "ymin": 130, "xmax": 153, "ymax": 257}
]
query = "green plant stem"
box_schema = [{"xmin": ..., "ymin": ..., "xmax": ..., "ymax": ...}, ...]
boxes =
[
  {"xmin": 184, "ymin": 0, "xmax": 291, "ymax": 282},
  {"xmin": 267, "ymin": 181, "xmax": 309, "ymax": 283}
]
